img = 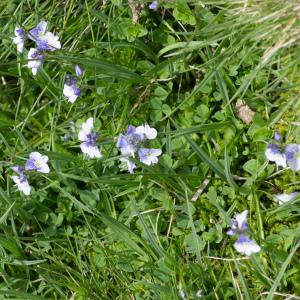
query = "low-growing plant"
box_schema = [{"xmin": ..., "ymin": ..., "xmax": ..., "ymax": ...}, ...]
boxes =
[{"xmin": 0, "ymin": 0, "xmax": 299, "ymax": 299}]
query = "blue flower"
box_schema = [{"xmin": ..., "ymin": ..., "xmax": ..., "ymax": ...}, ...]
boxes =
[
  {"xmin": 78, "ymin": 118, "xmax": 102, "ymax": 159},
  {"xmin": 75, "ymin": 65, "xmax": 83, "ymax": 77},
  {"xmin": 149, "ymin": 1, "xmax": 158, "ymax": 10},
  {"xmin": 29, "ymin": 21, "xmax": 61, "ymax": 52},
  {"xmin": 117, "ymin": 125, "xmax": 143, "ymax": 157},
  {"xmin": 63, "ymin": 66, "xmax": 83, "ymax": 103},
  {"xmin": 285, "ymin": 143, "xmax": 300, "ymax": 171},
  {"xmin": 233, "ymin": 234, "xmax": 261, "ymax": 256},
  {"xmin": 135, "ymin": 124, "xmax": 157, "ymax": 140},
  {"xmin": 13, "ymin": 27, "xmax": 25, "ymax": 53},
  {"xmin": 63, "ymin": 77, "xmax": 81, "ymax": 103},
  {"xmin": 138, "ymin": 148, "xmax": 162, "ymax": 166},
  {"xmin": 120, "ymin": 157, "xmax": 136, "ymax": 174},
  {"xmin": 117, "ymin": 124, "xmax": 161, "ymax": 173},
  {"xmin": 27, "ymin": 48, "xmax": 43, "ymax": 75},
  {"xmin": 11, "ymin": 165, "xmax": 24, "ymax": 174},
  {"xmin": 11, "ymin": 166, "xmax": 31, "ymax": 195},
  {"xmin": 29, "ymin": 21, "xmax": 47, "ymax": 41},
  {"xmin": 275, "ymin": 192, "xmax": 298, "ymax": 205},
  {"xmin": 226, "ymin": 210, "xmax": 249, "ymax": 236},
  {"xmin": 227, "ymin": 210, "xmax": 261, "ymax": 256},
  {"xmin": 116, "ymin": 126, "xmax": 143, "ymax": 174},
  {"xmin": 274, "ymin": 131, "xmax": 281, "ymax": 141},
  {"xmin": 25, "ymin": 152, "xmax": 50, "ymax": 173},
  {"xmin": 265, "ymin": 143, "xmax": 286, "ymax": 168}
]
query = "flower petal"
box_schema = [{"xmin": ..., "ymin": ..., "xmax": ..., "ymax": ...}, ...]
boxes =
[
  {"xmin": 285, "ymin": 144, "xmax": 300, "ymax": 171},
  {"xmin": 11, "ymin": 175, "xmax": 31, "ymax": 195},
  {"xmin": 275, "ymin": 192, "xmax": 298, "ymax": 205},
  {"xmin": 235, "ymin": 210, "xmax": 248, "ymax": 230},
  {"xmin": 80, "ymin": 142, "xmax": 102, "ymax": 159},
  {"xmin": 233, "ymin": 235, "xmax": 261, "ymax": 256}
]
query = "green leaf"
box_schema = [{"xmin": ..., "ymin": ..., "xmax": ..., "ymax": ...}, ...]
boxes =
[
  {"xmin": 232, "ymin": 250, "xmax": 253, "ymax": 300},
  {"xmin": 185, "ymin": 135, "xmax": 236, "ymax": 188},
  {"xmin": 0, "ymin": 236, "xmax": 23, "ymax": 258},
  {"xmin": 99, "ymin": 212, "xmax": 154, "ymax": 259},
  {"xmin": 171, "ymin": 121, "xmax": 231, "ymax": 137},
  {"xmin": 173, "ymin": 1, "xmax": 196, "ymax": 25},
  {"xmin": 0, "ymin": 202, "xmax": 15, "ymax": 225}
]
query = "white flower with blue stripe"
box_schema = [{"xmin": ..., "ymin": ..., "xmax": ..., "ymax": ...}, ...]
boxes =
[
  {"xmin": 227, "ymin": 210, "xmax": 261, "ymax": 256},
  {"xmin": 78, "ymin": 118, "xmax": 102, "ymax": 159}
]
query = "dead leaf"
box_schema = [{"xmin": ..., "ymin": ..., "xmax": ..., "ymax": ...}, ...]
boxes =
[
  {"xmin": 127, "ymin": 0, "xmax": 144, "ymax": 23},
  {"xmin": 235, "ymin": 99, "xmax": 255, "ymax": 125}
]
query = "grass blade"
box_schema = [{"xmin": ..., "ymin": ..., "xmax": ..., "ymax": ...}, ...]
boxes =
[
  {"xmin": 185, "ymin": 135, "xmax": 227, "ymax": 183},
  {"xmin": 52, "ymin": 55, "xmax": 146, "ymax": 83},
  {"xmin": 266, "ymin": 241, "xmax": 300, "ymax": 300}
]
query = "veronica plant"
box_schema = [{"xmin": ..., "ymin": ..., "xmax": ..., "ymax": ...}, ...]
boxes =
[
  {"xmin": 29, "ymin": 21, "xmax": 61, "ymax": 52},
  {"xmin": 138, "ymin": 148, "xmax": 162, "ymax": 165},
  {"xmin": 75, "ymin": 65, "xmax": 83, "ymax": 77},
  {"xmin": 265, "ymin": 132, "xmax": 286, "ymax": 168},
  {"xmin": 27, "ymin": 48, "xmax": 43, "ymax": 75},
  {"xmin": 226, "ymin": 210, "xmax": 261, "ymax": 256},
  {"xmin": 11, "ymin": 166, "xmax": 31, "ymax": 196},
  {"xmin": 265, "ymin": 132, "xmax": 300, "ymax": 171},
  {"xmin": 149, "ymin": 1, "xmax": 158, "ymax": 10},
  {"xmin": 285, "ymin": 144, "xmax": 300, "ymax": 171},
  {"xmin": 25, "ymin": 152, "xmax": 50, "ymax": 173},
  {"xmin": 116, "ymin": 124, "xmax": 161, "ymax": 173},
  {"xmin": 11, "ymin": 152, "xmax": 50, "ymax": 195},
  {"xmin": 63, "ymin": 66, "xmax": 82, "ymax": 103},
  {"xmin": 13, "ymin": 20, "xmax": 61, "ymax": 75},
  {"xmin": 117, "ymin": 125, "xmax": 143, "ymax": 157},
  {"xmin": 233, "ymin": 235, "xmax": 261, "ymax": 256},
  {"xmin": 13, "ymin": 27, "xmax": 25, "ymax": 53},
  {"xmin": 275, "ymin": 192, "xmax": 298, "ymax": 205},
  {"xmin": 78, "ymin": 117, "xmax": 102, "ymax": 159}
]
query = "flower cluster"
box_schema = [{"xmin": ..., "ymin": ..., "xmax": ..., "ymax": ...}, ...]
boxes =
[
  {"xmin": 12, "ymin": 21, "xmax": 61, "ymax": 75},
  {"xmin": 117, "ymin": 124, "xmax": 161, "ymax": 173},
  {"xmin": 227, "ymin": 210, "xmax": 261, "ymax": 256},
  {"xmin": 13, "ymin": 21, "xmax": 85, "ymax": 104},
  {"xmin": 265, "ymin": 132, "xmax": 300, "ymax": 206},
  {"xmin": 63, "ymin": 65, "xmax": 83, "ymax": 103},
  {"xmin": 11, "ymin": 152, "xmax": 50, "ymax": 196},
  {"xmin": 11, "ymin": 122, "xmax": 161, "ymax": 193},
  {"xmin": 265, "ymin": 132, "xmax": 300, "ymax": 171}
]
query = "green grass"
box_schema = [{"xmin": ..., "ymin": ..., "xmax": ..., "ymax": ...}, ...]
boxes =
[{"xmin": 0, "ymin": 0, "xmax": 300, "ymax": 299}]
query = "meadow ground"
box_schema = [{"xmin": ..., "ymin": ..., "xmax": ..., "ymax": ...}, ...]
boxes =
[{"xmin": 0, "ymin": 1, "xmax": 300, "ymax": 299}]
